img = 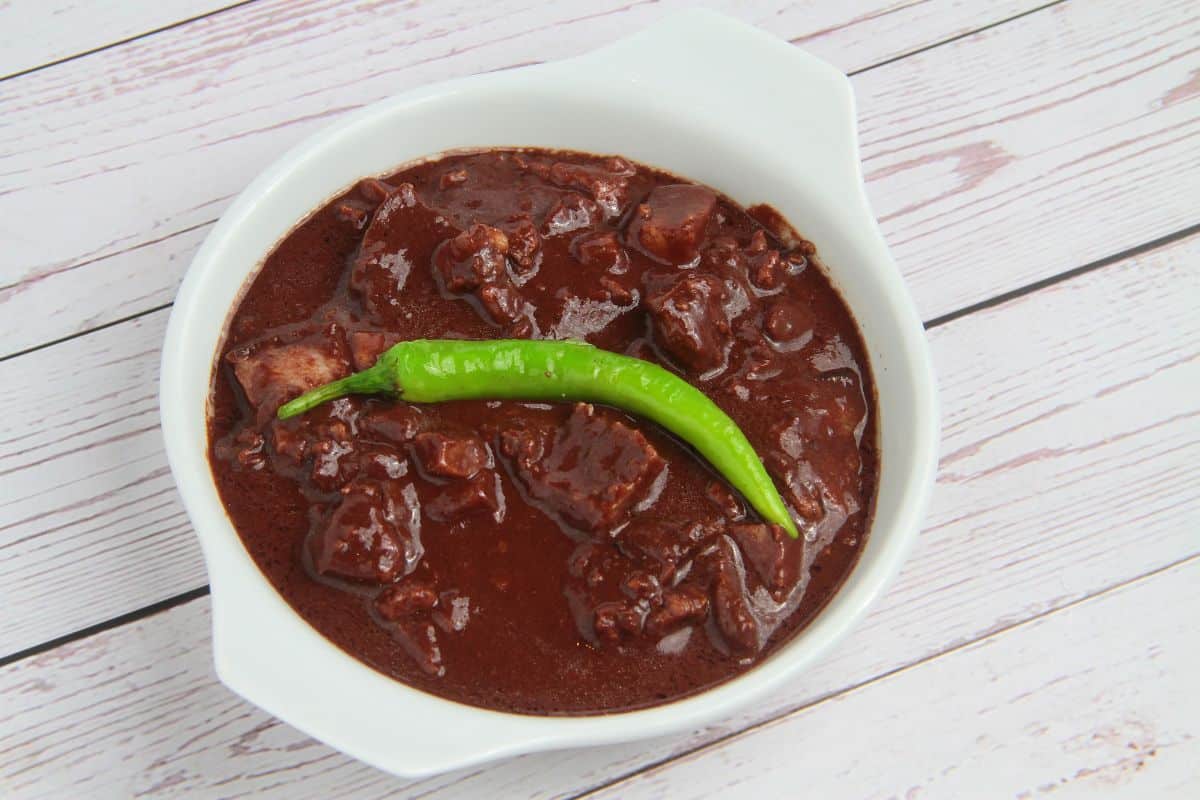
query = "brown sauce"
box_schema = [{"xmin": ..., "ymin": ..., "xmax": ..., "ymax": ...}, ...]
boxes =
[{"xmin": 208, "ymin": 149, "xmax": 877, "ymax": 714}]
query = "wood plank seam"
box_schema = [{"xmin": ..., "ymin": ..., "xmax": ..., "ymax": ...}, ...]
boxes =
[
  {"xmin": 4, "ymin": 206, "xmax": 1197, "ymax": 374},
  {"xmin": 0, "ymin": 2, "xmax": 1079, "ymax": 356},
  {"xmin": 0, "ymin": 4, "xmax": 1194, "ymax": 795},
  {"xmin": 0, "ymin": 0, "xmax": 259, "ymax": 83},
  {"xmin": 0, "ymin": 0, "xmax": 1098, "ymax": 357},
  {"xmin": 824, "ymin": 0, "xmax": 1068, "ymax": 76},
  {"xmin": 576, "ymin": 558, "xmax": 1200, "ymax": 798},
  {"xmin": 0, "ymin": 0, "xmax": 1069, "ymax": 90},
  {"xmin": 3, "ymin": 525, "xmax": 1193, "ymax": 795},
  {"xmin": 0, "ymin": 238, "xmax": 1193, "ymax": 794},
  {"xmin": 566, "ymin": 551, "xmax": 1200, "ymax": 800},
  {"xmin": 0, "ymin": 301, "xmax": 174, "ymax": 366},
  {"xmin": 0, "ymin": 217, "xmax": 221, "ymax": 296},
  {"xmin": 921, "ymin": 219, "xmax": 1200, "ymax": 329},
  {"xmin": 0, "ymin": 221, "xmax": 1192, "ymax": 667},
  {"xmin": 0, "ymin": 587, "xmax": 209, "ymax": 670},
  {"xmin": 1, "ymin": 221, "xmax": 1193, "ymax": 664}
]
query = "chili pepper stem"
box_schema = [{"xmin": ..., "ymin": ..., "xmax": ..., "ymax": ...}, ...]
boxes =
[{"xmin": 276, "ymin": 362, "xmax": 394, "ymax": 420}]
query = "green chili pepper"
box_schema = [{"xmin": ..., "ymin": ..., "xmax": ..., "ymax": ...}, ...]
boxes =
[{"xmin": 278, "ymin": 339, "xmax": 798, "ymax": 538}]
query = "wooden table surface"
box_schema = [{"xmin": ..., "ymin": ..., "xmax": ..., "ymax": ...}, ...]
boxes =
[{"xmin": 1, "ymin": 1, "xmax": 1197, "ymax": 797}]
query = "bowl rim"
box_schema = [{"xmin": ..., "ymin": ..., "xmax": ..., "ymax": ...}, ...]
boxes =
[{"xmin": 160, "ymin": 8, "xmax": 939, "ymax": 778}]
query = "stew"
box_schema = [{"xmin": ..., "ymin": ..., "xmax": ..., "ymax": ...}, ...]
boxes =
[{"xmin": 208, "ymin": 149, "xmax": 877, "ymax": 714}]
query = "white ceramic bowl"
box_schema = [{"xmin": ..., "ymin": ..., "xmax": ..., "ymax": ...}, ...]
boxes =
[{"xmin": 160, "ymin": 9, "xmax": 938, "ymax": 778}]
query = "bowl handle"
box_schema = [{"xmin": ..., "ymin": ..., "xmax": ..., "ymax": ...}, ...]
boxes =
[{"xmin": 567, "ymin": 9, "xmax": 864, "ymax": 208}]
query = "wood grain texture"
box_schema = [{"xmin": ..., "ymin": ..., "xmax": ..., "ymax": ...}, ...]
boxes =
[
  {"xmin": 0, "ymin": 0, "xmax": 1061, "ymax": 356},
  {"xmin": 0, "ymin": 312, "xmax": 202, "ymax": 656},
  {"xmin": 0, "ymin": 238, "xmax": 1195, "ymax": 797},
  {"xmin": 2, "ymin": 2, "xmax": 1197, "ymax": 795},
  {"xmin": 585, "ymin": 558, "xmax": 1200, "ymax": 800},
  {"xmin": 0, "ymin": 0, "xmax": 236, "ymax": 78},
  {"xmin": 859, "ymin": 0, "xmax": 1200, "ymax": 320},
  {"xmin": 2, "ymin": 226, "xmax": 1193, "ymax": 660}
]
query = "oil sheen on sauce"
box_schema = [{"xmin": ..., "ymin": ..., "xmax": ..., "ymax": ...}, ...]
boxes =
[{"xmin": 208, "ymin": 149, "xmax": 877, "ymax": 715}]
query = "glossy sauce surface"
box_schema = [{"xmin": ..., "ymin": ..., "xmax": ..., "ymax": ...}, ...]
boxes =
[{"xmin": 208, "ymin": 149, "xmax": 877, "ymax": 714}]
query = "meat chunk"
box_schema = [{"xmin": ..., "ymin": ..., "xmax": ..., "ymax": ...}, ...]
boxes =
[
  {"xmin": 772, "ymin": 389, "xmax": 863, "ymax": 548},
  {"xmin": 348, "ymin": 183, "xmax": 431, "ymax": 319},
  {"xmin": 356, "ymin": 177, "xmax": 397, "ymax": 206},
  {"xmin": 351, "ymin": 241, "xmax": 416, "ymax": 315},
  {"xmin": 433, "ymin": 224, "xmax": 538, "ymax": 336},
  {"xmin": 413, "ymin": 432, "xmax": 502, "ymax": 523},
  {"xmin": 741, "ymin": 229, "xmax": 787, "ymax": 290},
  {"xmin": 776, "ymin": 381, "xmax": 865, "ymax": 451},
  {"xmin": 227, "ymin": 336, "xmax": 349, "ymax": 416},
  {"xmin": 646, "ymin": 273, "xmax": 732, "ymax": 375},
  {"xmin": 565, "ymin": 535, "xmax": 715, "ymax": 646},
  {"xmin": 627, "ymin": 185, "xmax": 717, "ymax": 264},
  {"xmin": 477, "ymin": 282, "xmax": 537, "ymax": 335},
  {"xmin": 544, "ymin": 192, "xmax": 600, "ymax": 236},
  {"xmin": 432, "ymin": 590, "xmax": 472, "ymax": 633},
  {"xmin": 707, "ymin": 537, "xmax": 759, "ymax": 653},
  {"xmin": 617, "ymin": 519, "xmax": 720, "ymax": 584},
  {"xmin": 572, "ymin": 229, "xmax": 629, "ymax": 274},
  {"xmin": 563, "ymin": 542, "xmax": 644, "ymax": 644},
  {"xmin": 503, "ymin": 218, "xmax": 542, "ymax": 275},
  {"xmin": 308, "ymin": 437, "xmax": 359, "ymax": 493},
  {"xmin": 763, "ymin": 298, "xmax": 814, "ymax": 348},
  {"xmin": 266, "ymin": 402, "xmax": 359, "ymax": 477},
  {"xmin": 728, "ymin": 522, "xmax": 799, "ymax": 597},
  {"xmin": 773, "ymin": 460, "xmax": 826, "ymax": 524},
  {"xmin": 645, "ymin": 585, "xmax": 710, "ymax": 637},
  {"xmin": 703, "ymin": 235, "xmax": 744, "ymax": 272},
  {"xmin": 375, "ymin": 581, "xmax": 438, "ymax": 620},
  {"xmin": 433, "ymin": 223, "xmax": 509, "ymax": 292},
  {"xmin": 741, "ymin": 341, "xmax": 782, "ymax": 383},
  {"xmin": 548, "ymin": 161, "xmax": 634, "ymax": 219},
  {"xmin": 360, "ymin": 449, "xmax": 409, "ymax": 481},
  {"xmin": 361, "ymin": 404, "xmax": 423, "ymax": 445},
  {"xmin": 598, "ymin": 275, "xmax": 635, "ymax": 305},
  {"xmin": 592, "ymin": 600, "xmax": 646, "ymax": 643},
  {"xmin": 413, "ymin": 432, "xmax": 491, "ymax": 479},
  {"xmin": 750, "ymin": 250, "xmax": 785, "ymax": 291},
  {"xmin": 388, "ymin": 618, "xmax": 444, "ymax": 677},
  {"xmin": 374, "ymin": 582, "xmax": 469, "ymax": 676},
  {"xmin": 214, "ymin": 428, "xmax": 267, "ymax": 471},
  {"xmin": 335, "ymin": 201, "xmax": 369, "ymax": 229},
  {"xmin": 308, "ymin": 479, "xmax": 422, "ymax": 584},
  {"xmin": 621, "ymin": 569, "xmax": 662, "ymax": 603},
  {"xmin": 501, "ymin": 404, "xmax": 664, "ymax": 531},
  {"xmin": 566, "ymin": 540, "xmax": 626, "ymax": 588},
  {"xmin": 349, "ymin": 330, "xmax": 400, "ymax": 371},
  {"xmin": 705, "ymin": 481, "xmax": 745, "ymax": 520},
  {"xmin": 426, "ymin": 473, "xmax": 503, "ymax": 523},
  {"xmin": 813, "ymin": 370, "xmax": 868, "ymax": 441}
]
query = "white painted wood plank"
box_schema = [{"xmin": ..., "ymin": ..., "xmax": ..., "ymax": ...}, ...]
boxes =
[
  {"xmin": 586, "ymin": 558, "xmax": 1200, "ymax": 800},
  {"xmin": 2, "ymin": 225, "xmax": 1197, "ymax": 657},
  {"xmin": 0, "ymin": 0, "xmax": 233, "ymax": 78},
  {"xmin": 0, "ymin": 239, "xmax": 1195, "ymax": 798},
  {"xmin": 0, "ymin": 0, "xmax": 1069, "ymax": 356},
  {"xmin": 0, "ymin": 312, "xmax": 202, "ymax": 653},
  {"xmin": 859, "ymin": 0, "xmax": 1200, "ymax": 321}
]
